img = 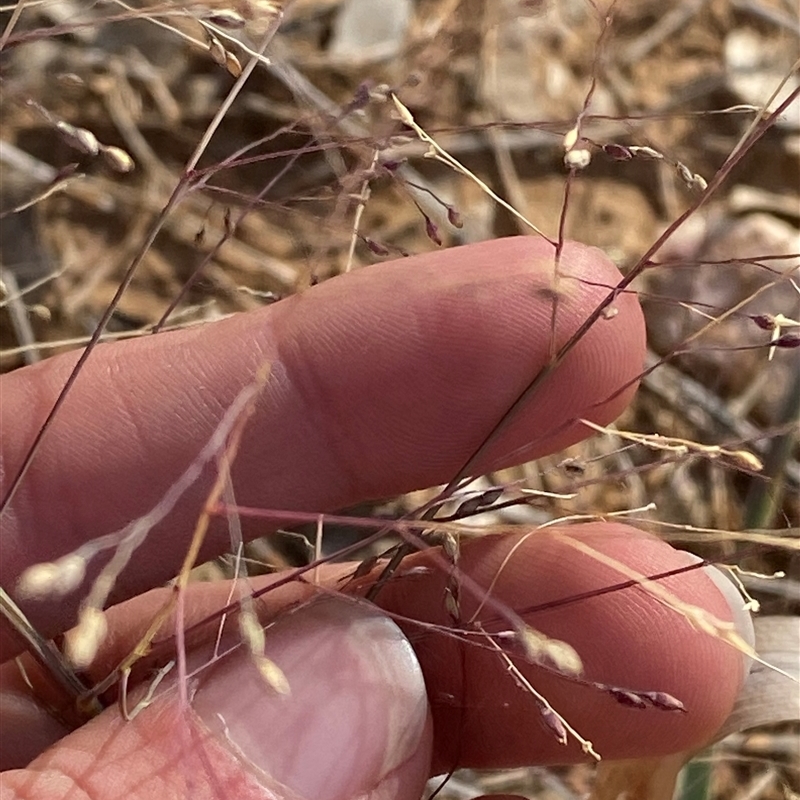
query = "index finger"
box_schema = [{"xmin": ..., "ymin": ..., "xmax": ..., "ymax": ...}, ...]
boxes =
[{"xmin": 0, "ymin": 236, "xmax": 646, "ymax": 654}]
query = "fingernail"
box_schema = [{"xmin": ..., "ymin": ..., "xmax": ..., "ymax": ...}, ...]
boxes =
[
  {"xmin": 686, "ymin": 554, "xmax": 756, "ymax": 681},
  {"xmin": 192, "ymin": 597, "xmax": 430, "ymax": 800}
]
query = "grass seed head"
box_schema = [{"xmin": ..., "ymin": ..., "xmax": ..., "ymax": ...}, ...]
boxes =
[{"xmin": 65, "ymin": 606, "xmax": 107, "ymax": 668}]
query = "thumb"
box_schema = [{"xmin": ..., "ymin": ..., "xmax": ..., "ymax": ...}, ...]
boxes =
[{"xmin": 1, "ymin": 599, "xmax": 432, "ymax": 800}]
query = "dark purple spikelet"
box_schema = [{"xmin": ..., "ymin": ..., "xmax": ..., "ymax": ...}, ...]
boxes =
[
  {"xmin": 539, "ymin": 707, "xmax": 568, "ymax": 746},
  {"xmin": 642, "ymin": 691, "xmax": 686, "ymax": 712},
  {"xmin": 424, "ymin": 214, "xmax": 443, "ymax": 246},
  {"xmin": 773, "ymin": 332, "xmax": 800, "ymax": 349},
  {"xmin": 751, "ymin": 313, "xmax": 775, "ymax": 331},
  {"xmin": 446, "ymin": 204, "xmax": 464, "ymax": 229},
  {"xmin": 607, "ymin": 688, "xmax": 649, "ymax": 709},
  {"xmin": 596, "ymin": 681, "xmax": 685, "ymax": 712},
  {"xmin": 481, "ymin": 487, "xmax": 504, "ymax": 506},
  {"xmin": 603, "ymin": 143, "xmax": 633, "ymax": 161},
  {"xmin": 363, "ymin": 237, "xmax": 390, "ymax": 256},
  {"xmin": 349, "ymin": 82, "xmax": 372, "ymax": 112},
  {"xmin": 455, "ymin": 496, "xmax": 485, "ymax": 518},
  {"xmin": 54, "ymin": 162, "xmax": 81, "ymax": 181}
]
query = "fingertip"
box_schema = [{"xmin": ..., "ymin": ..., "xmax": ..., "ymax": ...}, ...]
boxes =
[
  {"xmin": 272, "ymin": 235, "xmax": 646, "ymax": 484},
  {"xmin": 4, "ymin": 598, "xmax": 432, "ymax": 800},
  {"xmin": 374, "ymin": 522, "xmax": 747, "ymax": 770},
  {"xmin": 193, "ymin": 597, "xmax": 432, "ymax": 800},
  {"xmin": 1, "ymin": 237, "xmax": 645, "ymax": 657}
]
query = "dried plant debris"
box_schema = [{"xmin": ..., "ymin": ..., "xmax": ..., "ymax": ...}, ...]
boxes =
[{"xmin": 1, "ymin": 1, "xmax": 798, "ymax": 798}]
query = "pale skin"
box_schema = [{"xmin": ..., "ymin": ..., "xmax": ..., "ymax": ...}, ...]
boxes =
[{"xmin": 0, "ymin": 237, "xmax": 747, "ymax": 799}]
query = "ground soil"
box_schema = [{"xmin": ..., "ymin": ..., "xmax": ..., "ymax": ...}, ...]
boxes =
[{"xmin": 1, "ymin": 1, "xmax": 798, "ymax": 797}]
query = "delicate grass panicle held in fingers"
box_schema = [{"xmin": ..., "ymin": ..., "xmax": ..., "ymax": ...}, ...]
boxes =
[{"xmin": 0, "ymin": 2, "xmax": 798, "ymax": 799}]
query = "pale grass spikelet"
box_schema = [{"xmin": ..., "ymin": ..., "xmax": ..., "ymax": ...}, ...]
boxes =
[
  {"xmin": 601, "ymin": 305, "xmax": 619, "ymax": 320},
  {"xmin": 207, "ymin": 35, "xmax": 227, "ymax": 67},
  {"xmin": 71, "ymin": 127, "xmax": 100, "ymax": 156},
  {"xmin": 202, "ymin": 8, "xmax": 246, "ymax": 29},
  {"xmin": 518, "ymin": 625, "xmax": 583, "ymax": 675},
  {"xmin": 563, "ymin": 125, "xmax": 591, "ymax": 170},
  {"xmin": 727, "ymin": 571, "xmax": 761, "ymax": 613},
  {"xmin": 101, "ymin": 145, "xmax": 135, "ymax": 173},
  {"xmin": 724, "ymin": 563, "xmax": 784, "ymax": 612},
  {"xmin": 580, "ymin": 419, "xmax": 764, "ymax": 473},
  {"xmin": 53, "ymin": 554, "xmax": 87, "ymax": 595},
  {"xmin": 391, "ymin": 93, "xmax": 415, "ymax": 126},
  {"xmin": 675, "ymin": 163, "xmax": 691, "ymax": 184},
  {"xmin": 30, "ymin": 304, "xmax": 52, "ymax": 322},
  {"xmin": 562, "ymin": 125, "xmax": 580, "ymax": 152},
  {"xmin": 564, "ymin": 148, "xmax": 592, "ymax": 170},
  {"xmin": 56, "ymin": 121, "xmax": 100, "ymax": 156},
  {"xmin": 628, "ymin": 145, "xmax": 663, "ymax": 160},
  {"xmin": 16, "ymin": 561, "xmax": 60, "ymax": 599},
  {"xmin": 441, "ymin": 532, "xmax": 459, "ymax": 562},
  {"xmin": 238, "ymin": 609, "xmax": 290, "ymax": 694},
  {"xmin": 66, "ymin": 606, "xmax": 108, "ymax": 668},
  {"xmin": 203, "ymin": 29, "xmax": 242, "ymax": 76},
  {"xmin": 369, "ymin": 83, "xmax": 391, "ymax": 103},
  {"xmin": 675, "ymin": 161, "xmax": 707, "ymax": 191},
  {"xmin": 56, "ymin": 72, "xmax": 84, "ymax": 90},
  {"xmin": 731, "ymin": 449, "xmax": 763, "ymax": 472},
  {"xmin": 253, "ymin": 653, "xmax": 290, "ymax": 695},
  {"xmin": 17, "ymin": 554, "xmax": 87, "ymax": 599},
  {"xmin": 224, "ymin": 51, "xmax": 243, "ymax": 77},
  {"xmin": 239, "ymin": 607, "xmax": 266, "ymax": 655}
]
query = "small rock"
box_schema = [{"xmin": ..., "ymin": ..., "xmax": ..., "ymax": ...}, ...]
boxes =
[{"xmin": 328, "ymin": 0, "xmax": 412, "ymax": 63}]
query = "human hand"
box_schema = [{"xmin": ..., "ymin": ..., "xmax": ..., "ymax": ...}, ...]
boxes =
[{"xmin": 0, "ymin": 237, "xmax": 752, "ymax": 799}]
